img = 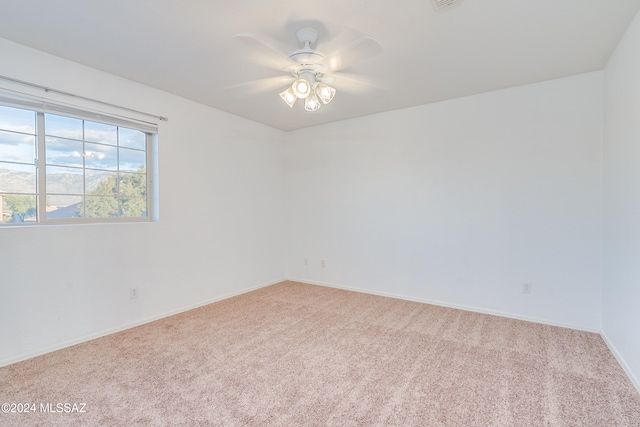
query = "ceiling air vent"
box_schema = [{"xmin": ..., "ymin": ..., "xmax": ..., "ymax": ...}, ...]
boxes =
[{"xmin": 430, "ymin": 0, "xmax": 463, "ymax": 12}]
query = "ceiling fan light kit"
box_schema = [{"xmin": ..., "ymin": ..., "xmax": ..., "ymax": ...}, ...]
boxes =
[
  {"xmin": 276, "ymin": 29, "xmax": 337, "ymax": 111},
  {"xmin": 280, "ymin": 67, "xmax": 336, "ymax": 110}
]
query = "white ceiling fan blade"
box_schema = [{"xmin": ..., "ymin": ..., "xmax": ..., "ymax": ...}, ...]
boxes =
[
  {"xmin": 328, "ymin": 72, "xmax": 387, "ymax": 99},
  {"xmin": 225, "ymin": 76, "xmax": 295, "ymax": 97},
  {"xmin": 233, "ymin": 33, "xmax": 296, "ymax": 71},
  {"xmin": 320, "ymin": 36, "xmax": 384, "ymax": 72}
]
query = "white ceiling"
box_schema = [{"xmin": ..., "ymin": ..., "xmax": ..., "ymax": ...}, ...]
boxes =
[{"xmin": 0, "ymin": 0, "xmax": 639, "ymax": 131}]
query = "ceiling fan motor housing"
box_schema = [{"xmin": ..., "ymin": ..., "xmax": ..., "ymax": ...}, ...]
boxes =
[
  {"xmin": 297, "ymin": 70, "xmax": 316, "ymax": 84},
  {"xmin": 288, "ymin": 27, "xmax": 326, "ymax": 78},
  {"xmin": 289, "ymin": 49, "xmax": 324, "ymax": 65}
]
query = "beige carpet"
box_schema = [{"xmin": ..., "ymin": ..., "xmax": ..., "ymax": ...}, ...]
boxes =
[{"xmin": 1, "ymin": 281, "xmax": 639, "ymax": 426}]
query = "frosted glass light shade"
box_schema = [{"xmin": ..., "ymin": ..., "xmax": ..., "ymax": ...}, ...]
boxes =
[
  {"xmin": 292, "ymin": 78, "xmax": 312, "ymax": 99},
  {"xmin": 279, "ymin": 87, "xmax": 296, "ymax": 107},
  {"xmin": 304, "ymin": 93, "xmax": 321, "ymax": 111},
  {"xmin": 315, "ymin": 83, "xmax": 336, "ymax": 104}
]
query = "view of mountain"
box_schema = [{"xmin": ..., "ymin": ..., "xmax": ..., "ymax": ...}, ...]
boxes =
[
  {"xmin": 0, "ymin": 167, "xmax": 112, "ymax": 195},
  {"xmin": 0, "ymin": 168, "xmax": 35, "ymax": 193}
]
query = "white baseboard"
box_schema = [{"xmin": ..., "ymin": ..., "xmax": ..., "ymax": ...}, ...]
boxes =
[
  {"xmin": 0, "ymin": 278, "xmax": 283, "ymax": 368},
  {"xmin": 600, "ymin": 331, "xmax": 640, "ymax": 394},
  {"xmin": 286, "ymin": 277, "xmax": 600, "ymax": 333}
]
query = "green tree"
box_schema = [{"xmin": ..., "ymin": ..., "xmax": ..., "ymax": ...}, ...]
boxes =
[
  {"xmin": 81, "ymin": 167, "xmax": 147, "ymax": 218},
  {"xmin": 4, "ymin": 194, "xmax": 36, "ymax": 222}
]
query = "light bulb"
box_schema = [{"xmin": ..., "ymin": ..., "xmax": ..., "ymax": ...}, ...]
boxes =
[
  {"xmin": 315, "ymin": 83, "xmax": 336, "ymax": 104},
  {"xmin": 304, "ymin": 92, "xmax": 321, "ymax": 111},
  {"xmin": 279, "ymin": 87, "xmax": 296, "ymax": 107},
  {"xmin": 292, "ymin": 78, "xmax": 312, "ymax": 99}
]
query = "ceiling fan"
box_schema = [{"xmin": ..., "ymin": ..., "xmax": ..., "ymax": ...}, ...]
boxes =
[{"xmin": 228, "ymin": 27, "xmax": 385, "ymax": 112}]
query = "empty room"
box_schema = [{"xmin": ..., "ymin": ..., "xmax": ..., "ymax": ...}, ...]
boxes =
[{"xmin": 1, "ymin": 0, "xmax": 640, "ymax": 425}]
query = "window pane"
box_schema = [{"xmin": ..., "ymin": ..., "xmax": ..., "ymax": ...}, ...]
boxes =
[
  {"xmin": 46, "ymin": 195, "xmax": 82, "ymax": 219},
  {"xmin": 0, "ymin": 130, "xmax": 36, "ymax": 164},
  {"xmin": 0, "ymin": 194, "xmax": 36, "ymax": 223},
  {"xmin": 45, "ymin": 136, "xmax": 83, "ymax": 167},
  {"xmin": 84, "ymin": 142, "xmax": 117, "ymax": 170},
  {"xmin": 118, "ymin": 171, "xmax": 146, "ymax": 197},
  {"xmin": 0, "ymin": 105, "xmax": 36, "ymax": 134},
  {"xmin": 82, "ymin": 196, "xmax": 119, "ymax": 218},
  {"xmin": 119, "ymin": 128, "xmax": 145, "ymax": 150},
  {"xmin": 119, "ymin": 170, "xmax": 147, "ymax": 217},
  {"xmin": 120, "ymin": 196, "xmax": 147, "ymax": 217},
  {"xmin": 86, "ymin": 170, "xmax": 116, "ymax": 195},
  {"xmin": 119, "ymin": 148, "xmax": 146, "ymax": 172},
  {"xmin": 85, "ymin": 121, "xmax": 117, "ymax": 145},
  {"xmin": 46, "ymin": 166, "xmax": 83, "ymax": 194},
  {"xmin": 0, "ymin": 162, "xmax": 36, "ymax": 193},
  {"xmin": 45, "ymin": 114, "xmax": 83, "ymax": 140}
]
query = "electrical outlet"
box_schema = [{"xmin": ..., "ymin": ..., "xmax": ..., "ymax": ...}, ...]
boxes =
[
  {"xmin": 130, "ymin": 287, "xmax": 139, "ymax": 299},
  {"xmin": 304, "ymin": 257, "xmax": 308, "ymax": 266},
  {"xmin": 522, "ymin": 283, "xmax": 532, "ymax": 294},
  {"xmin": 320, "ymin": 259, "xmax": 326, "ymax": 268}
]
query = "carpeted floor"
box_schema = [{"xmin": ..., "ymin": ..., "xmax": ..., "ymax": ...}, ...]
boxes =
[{"xmin": 1, "ymin": 280, "xmax": 639, "ymax": 426}]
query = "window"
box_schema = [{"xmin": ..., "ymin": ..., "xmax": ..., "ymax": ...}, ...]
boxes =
[{"xmin": 0, "ymin": 101, "xmax": 156, "ymax": 225}]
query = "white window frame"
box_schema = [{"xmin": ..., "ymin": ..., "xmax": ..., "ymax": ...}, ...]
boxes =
[{"xmin": 0, "ymin": 91, "xmax": 158, "ymax": 226}]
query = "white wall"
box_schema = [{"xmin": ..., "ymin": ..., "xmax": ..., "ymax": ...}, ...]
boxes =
[
  {"xmin": 602, "ymin": 9, "xmax": 640, "ymax": 390},
  {"xmin": 0, "ymin": 38, "xmax": 286, "ymax": 366},
  {"xmin": 285, "ymin": 72, "xmax": 603, "ymax": 331}
]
